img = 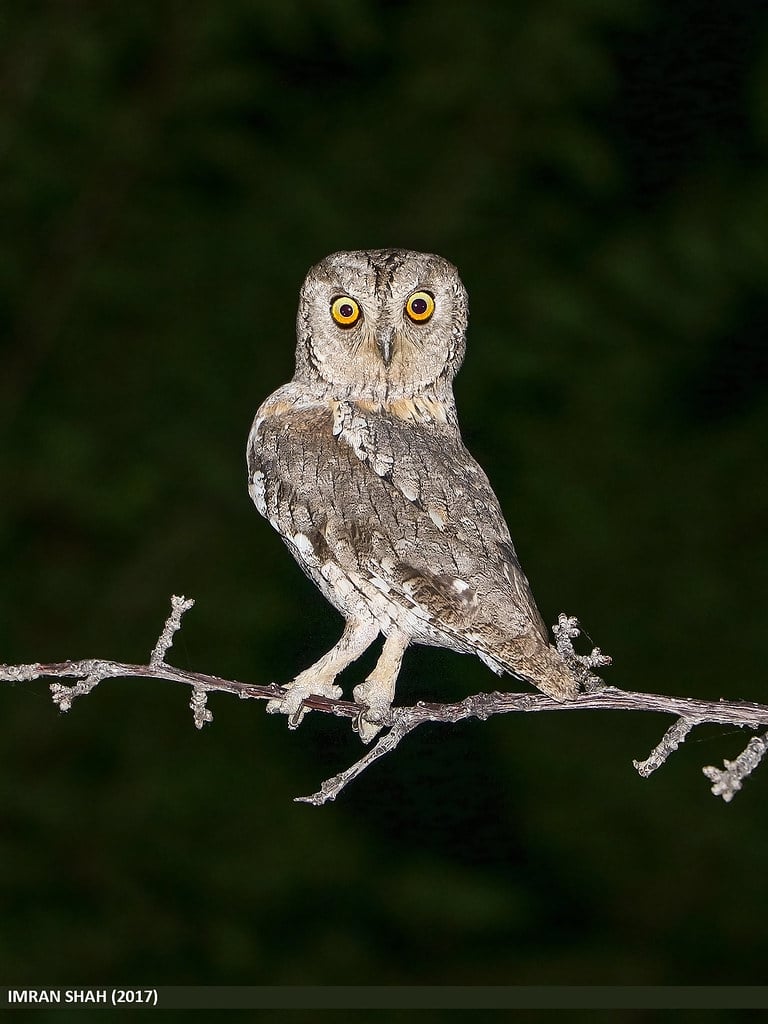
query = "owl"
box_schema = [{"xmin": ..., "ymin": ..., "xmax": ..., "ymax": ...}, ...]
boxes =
[{"xmin": 247, "ymin": 248, "xmax": 578, "ymax": 742}]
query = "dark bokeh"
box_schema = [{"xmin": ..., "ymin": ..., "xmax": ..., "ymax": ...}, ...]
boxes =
[{"xmin": 1, "ymin": 0, "xmax": 767, "ymax": 989}]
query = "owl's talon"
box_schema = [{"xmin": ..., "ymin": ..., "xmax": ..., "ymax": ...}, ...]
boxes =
[
  {"xmin": 352, "ymin": 677, "xmax": 395, "ymax": 744},
  {"xmin": 353, "ymin": 708, "xmax": 384, "ymax": 744},
  {"xmin": 288, "ymin": 707, "xmax": 307, "ymax": 729},
  {"xmin": 266, "ymin": 678, "xmax": 343, "ymax": 727}
]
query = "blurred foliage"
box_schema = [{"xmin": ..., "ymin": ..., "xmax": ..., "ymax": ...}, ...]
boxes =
[{"xmin": 1, "ymin": 0, "xmax": 767, "ymax": 990}]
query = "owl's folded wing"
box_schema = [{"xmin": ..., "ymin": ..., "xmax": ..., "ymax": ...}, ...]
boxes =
[{"xmin": 249, "ymin": 399, "xmax": 576, "ymax": 699}]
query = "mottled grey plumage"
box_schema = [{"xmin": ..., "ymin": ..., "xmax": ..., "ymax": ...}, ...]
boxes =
[{"xmin": 247, "ymin": 249, "xmax": 577, "ymax": 741}]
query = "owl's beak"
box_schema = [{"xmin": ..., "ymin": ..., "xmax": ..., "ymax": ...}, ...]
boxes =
[{"xmin": 376, "ymin": 327, "xmax": 395, "ymax": 366}]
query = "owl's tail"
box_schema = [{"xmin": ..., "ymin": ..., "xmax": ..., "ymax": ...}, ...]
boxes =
[{"xmin": 477, "ymin": 626, "xmax": 580, "ymax": 702}]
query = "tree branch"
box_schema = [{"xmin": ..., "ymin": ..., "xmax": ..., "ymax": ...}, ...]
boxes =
[{"xmin": 2, "ymin": 597, "xmax": 766, "ymax": 804}]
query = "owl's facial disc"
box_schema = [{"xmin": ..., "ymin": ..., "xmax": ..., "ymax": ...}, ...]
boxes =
[{"xmin": 297, "ymin": 249, "xmax": 467, "ymax": 396}]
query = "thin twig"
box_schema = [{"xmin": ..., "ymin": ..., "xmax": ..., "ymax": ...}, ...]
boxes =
[
  {"xmin": 295, "ymin": 709, "xmax": 423, "ymax": 805},
  {"xmin": 151, "ymin": 594, "xmax": 195, "ymax": 665},
  {"xmin": 633, "ymin": 717, "xmax": 698, "ymax": 778},
  {"xmin": 703, "ymin": 733, "xmax": 768, "ymax": 803}
]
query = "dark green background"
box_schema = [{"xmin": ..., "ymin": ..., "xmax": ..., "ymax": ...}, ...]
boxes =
[{"xmin": 2, "ymin": 0, "xmax": 767, "ymax": 990}]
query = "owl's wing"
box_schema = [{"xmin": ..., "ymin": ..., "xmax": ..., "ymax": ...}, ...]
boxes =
[{"xmin": 249, "ymin": 395, "xmax": 576, "ymax": 699}]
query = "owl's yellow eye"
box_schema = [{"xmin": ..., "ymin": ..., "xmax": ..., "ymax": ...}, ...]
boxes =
[
  {"xmin": 405, "ymin": 290, "xmax": 435, "ymax": 323},
  {"xmin": 330, "ymin": 295, "xmax": 361, "ymax": 328}
]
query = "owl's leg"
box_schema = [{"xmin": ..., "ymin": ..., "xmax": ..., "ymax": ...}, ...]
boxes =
[
  {"xmin": 267, "ymin": 617, "xmax": 379, "ymax": 728},
  {"xmin": 352, "ymin": 627, "xmax": 410, "ymax": 744}
]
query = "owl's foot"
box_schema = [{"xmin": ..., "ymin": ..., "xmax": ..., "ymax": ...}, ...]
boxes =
[
  {"xmin": 352, "ymin": 679, "xmax": 393, "ymax": 745},
  {"xmin": 352, "ymin": 628, "xmax": 410, "ymax": 744},
  {"xmin": 352, "ymin": 678, "xmax": 394, "ymax": 744},
  {"xmin": 267, "ymin": 675, "xmax": 343, "ymax": 729},
  {"xmin": 268, "ymin": 619, "xmax": 380, "ymax": 728}
]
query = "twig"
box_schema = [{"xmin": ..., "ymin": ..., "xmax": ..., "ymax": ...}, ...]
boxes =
[
  {"xmin": 295, "ymin": 708, "xmax": 423, "ymax": 805},
  {"xmin": 2, "ymin": 596, "xmax": 767, "ymax": 804},
  {"xmin": 633, "ymin": 717, "xmax": 697, "ymax": 778},
  {"xmin": 703, "ymin": 733, "xmax": 768, "ymax": 803},
  {"xmin": 151, "ymin": 594, "xmax": 194, "ymax": 665},
  {"xmin": 189, "ymin": 686, "xmax": 214, "ymax": 730}
]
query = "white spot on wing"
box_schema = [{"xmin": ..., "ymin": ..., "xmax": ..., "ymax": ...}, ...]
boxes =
[
  {"xmin": 428, "ymin": 506, "xmax": 447, "ymax": 530},
  {"xmin": 292, "ymin": 532, "xmax": 315, "ymax": 557},
  {"xmin": 249, "ymin": 470, "xmax": 267, "ymax": 516},
  {"xmin": 393, "ymin": 472, "xmax": 420, "ymax": 502}
]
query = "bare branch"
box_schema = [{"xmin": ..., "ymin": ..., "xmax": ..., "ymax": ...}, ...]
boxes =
[
  {"xmin": 3, "ymin": 596, "xmax": 767, "ymax": 803},
  {"xmin": 296, "ymin": 708, "xmax": 422, "ymax": 805}
]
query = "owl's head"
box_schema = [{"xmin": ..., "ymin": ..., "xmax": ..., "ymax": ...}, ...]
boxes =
[{"xmin": 294, "ymin": 249, "xmax": 468, "ymax": 399}]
